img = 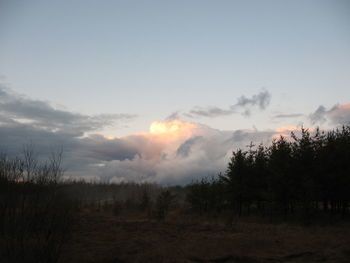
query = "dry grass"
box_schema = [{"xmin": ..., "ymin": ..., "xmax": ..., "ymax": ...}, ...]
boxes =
[{"xmin": 59, "ymin": 209, "xmax": 350, "ymax": 263}]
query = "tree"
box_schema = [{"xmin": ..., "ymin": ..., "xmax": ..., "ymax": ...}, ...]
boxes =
[
  {"xmin": 155, "ymin": 190, "xmax": 174, "ymax": 220},
  {"xmin": 221, "ymin": 149, "xmax": 249, "ymax": 216}
]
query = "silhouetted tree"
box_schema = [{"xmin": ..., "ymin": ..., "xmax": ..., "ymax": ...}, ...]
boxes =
[
  {"xmin": 221, "ymin": 149, "xmax": 250, "ymax": 216},
  {"xmin": 187, "ymin": 125, "xmax": 350, "ymax": 222}
]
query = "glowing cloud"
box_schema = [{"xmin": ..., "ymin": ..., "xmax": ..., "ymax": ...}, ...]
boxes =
[
  {"xmin": 143, "ymin": 120, "xmax": 205, "ymax": 159},
  {"xmin": 273, "ymin": 126, "xmax": 314, "ymax": 139},
  {"xmin": 149, "ymin": 120, "xmax": 197, "ymax": 137},
  {"xmin": 275, "ymin": 126, "xmax": 299, "ymax": 133},
  {"xmin": 105, "ymin": 135, "xmax": 117, "ymax": 140}
]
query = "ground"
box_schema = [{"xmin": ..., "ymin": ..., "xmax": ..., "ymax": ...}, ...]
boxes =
[{"xmin": 60, "ymin": 210, "xmax": 350, "ymax": 263}]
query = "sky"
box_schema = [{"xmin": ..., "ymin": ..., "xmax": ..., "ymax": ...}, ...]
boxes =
[{"xmin": 0, "ymin": 0, "xmax": 350, "ymax": 184}]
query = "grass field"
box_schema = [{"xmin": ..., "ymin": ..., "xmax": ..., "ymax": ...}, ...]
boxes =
[{"xmin": 60, "ymin": 209, "xmax": 350, "ymax": 263}]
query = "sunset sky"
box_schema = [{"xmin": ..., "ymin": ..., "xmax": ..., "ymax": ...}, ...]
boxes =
[{"xmin": 0, "ymin": 0, "xmax": 349, "ymax": 183}]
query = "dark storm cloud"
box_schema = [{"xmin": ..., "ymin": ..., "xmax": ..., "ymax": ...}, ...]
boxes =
[
  {"xmin": 185, "ymin": 90, "xmax": 271, "ymax": 118},
  {"xmin": 0, "ymin": 123, "xmax": 75, "ymax": 156},
  {"xmin": 79, "ymin": 135, "xmax": 140, "ymax": 161},
  {"xmin": 0, "ymin": 86, "xmax": 139, "ymax": 177},
  {"xmin": 0, "ymin": 121, "xmax": 143, "ymax": 176}
]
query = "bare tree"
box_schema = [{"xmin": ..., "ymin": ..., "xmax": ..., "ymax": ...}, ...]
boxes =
[{"xmin": 22, "ymin": 142, "xmax": 38, "ymax": 182}]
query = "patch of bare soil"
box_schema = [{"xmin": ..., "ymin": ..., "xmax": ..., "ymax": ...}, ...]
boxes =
[{"xmin": 59, "ymin": 211, "xmax": 350, "ymax": 263}]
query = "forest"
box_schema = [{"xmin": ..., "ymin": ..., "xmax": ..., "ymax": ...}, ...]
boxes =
[
  {"xmin": 0, "ymin": 126, "xmax": 350, "ymax": 263},
  {"xmin": 187, "ymin": 126, "xmax": 350, "ymax": 220}
]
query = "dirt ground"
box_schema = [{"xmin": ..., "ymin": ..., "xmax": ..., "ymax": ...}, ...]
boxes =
[{"xmin": 60, "ymin": 210, "xmax": 350, "ymax": 263}]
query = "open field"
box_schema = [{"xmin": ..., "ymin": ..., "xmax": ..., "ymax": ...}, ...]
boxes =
[{"xmin": 60, "ymin": 210, "xmax": 350, "ymax": 263}]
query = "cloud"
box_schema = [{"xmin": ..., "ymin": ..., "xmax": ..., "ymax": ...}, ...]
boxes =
[
  {"xmin": 328, "ymin": 103, "xmax": 350, "ymax": 125},
  {"xmin": 91, "ymin": 120, "xmax": 280, "ymax": 184},
  {"xmin": 6, "ymin": 86, "xmax": 344, "ymax": 185},
  {"xmin": 165, "ymin": 111, "xmax": 181, "ymax": 121},
  {"xmin": 234, "ymin": 89, "xmax": 271, "ymax": 110},
  {"xmin": 186, "ymin": 106, "xmax": 233, "ymax": 118},
  {"xmin": 0, "ymin": 87, "xmax": 296, "ymax": 185},
  {"xmin": 0, "ymin": 99, "xmax": 281, "ymax": 184},
  {"xmin": 272, "ymin": 125, "xmax": 315, "ymax": 139},
  {"xmin": 273, "ymin": 113, "xmax": 303, "ymax": 119},
  {"xmin": 310, "ymin": 105, "xmax": 328, "ymax": 124},
  {"xmin": 309, "ymin": 103, "xmax": 350, "ymax": 125},
  {"xmin": 183, "ymin": 89, "xmax": 271, "ymax": 119},
  {"xmin": 176, "ymin": 136, "xmax": 203, "ymax": 158},
  {"xmin": 0, "ymin": 85, "xmax": 137, "ymax": 178},
  {"xmin": 99, "ymin": 121, "xmax": 328, "ymax": 184},
  {"xmin": 0, "ymin": 85, "xmax": 136, "ymax": 136},
  {"xmin": 79, "ymin": 135, "xmax": 140, "ymax": 161}
]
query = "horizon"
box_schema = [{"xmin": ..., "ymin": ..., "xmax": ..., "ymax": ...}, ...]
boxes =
[{"xmin": 1, "ymin": 0, "xmax": 349, "ymax": 183}]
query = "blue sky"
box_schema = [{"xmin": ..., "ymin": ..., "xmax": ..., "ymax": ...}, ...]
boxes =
[{"xmin": 0, "ymin": 0, "xmax": 350, "ymax": 182}]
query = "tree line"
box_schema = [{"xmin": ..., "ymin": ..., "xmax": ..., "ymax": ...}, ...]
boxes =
[
  {"xmin": 187, "ymin": 126, "xmax": 350, "ymax": 221},
  {"xmin": 0, "ymin": 146, "xmax": 75, "ymax": 263}
]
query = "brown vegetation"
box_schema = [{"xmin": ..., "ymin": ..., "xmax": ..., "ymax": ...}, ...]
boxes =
[{"xmin": 60, "ymin": 208, "xmax": 350, "ymax": 263}]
